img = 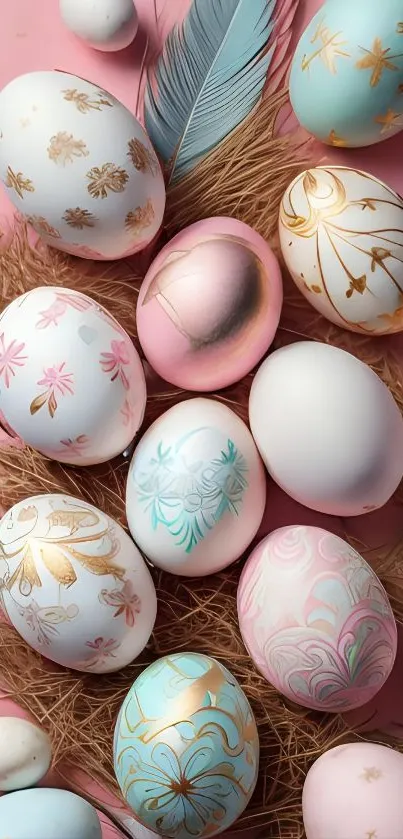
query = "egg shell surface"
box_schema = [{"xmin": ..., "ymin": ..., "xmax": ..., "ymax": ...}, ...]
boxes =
[
  {"xmin": 0, "ymin": 286, "xmax": 146, "ymax": 465},
  {"xmin": 136, "ymin": 217, "xmax": 283, "ymax": 391},
  {"xmin": 0, "ymin": 494, "xmax": 157, "ymax": 673},
  {"xmin": 113, "ymin": 652, "xmax": 259, "ymax": 837},
  {"xmin": 303, "ymin": 742, "xmax": 403, "ymax": 839},
  {"xmin": 0, "ymin": 716, "xmax": 51, "ymax": 791},
  {"xmin": 249, "ymin": 341, "xmax": 403, "ymax": 516},
  {"xmin": 0, "ymin": 70, "xmax": 165, "ymax": 259},
  {"xmin": 60, "ymin": 0, "xmax": 138, "ymax": 52},
  {"xmin": 238, "ymin": 525, "xmax": 397, "ymax": 712},
  {"xmin": 0, "ymin": 787, "xmax": 102, "ymax": 839},
  {"xmin": 279, "ymin": 166, "xmax": 403, "ymax": 334},
  {"xmin": 289, "ymin": 0, "xmax": 403, "ymax": 148},
  {"xmin": 125, "ymin": 398, "xmax": 266, "ymax": 576}
]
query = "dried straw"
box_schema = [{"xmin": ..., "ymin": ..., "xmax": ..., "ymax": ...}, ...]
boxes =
[{"xmin": 0, "ymin": 92, "xmax": 402, "ymax": 837}]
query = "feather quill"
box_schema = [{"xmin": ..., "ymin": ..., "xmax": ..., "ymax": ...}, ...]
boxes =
[{"xmin": 144, "ymin": 0, "xmax": 276, "ymax": 183}]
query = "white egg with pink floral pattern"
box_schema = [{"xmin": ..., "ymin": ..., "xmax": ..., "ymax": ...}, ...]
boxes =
[
  {"xmin": 0, "ymin": 286, "xmax": 146, "ymax": 464},
  {"xmin": 237, "ymin": 525, "xmax": 397, "ymax": 712},
  {"xmin": 0, "ymin": 494, "xmax": 157, "ymax": 673}
]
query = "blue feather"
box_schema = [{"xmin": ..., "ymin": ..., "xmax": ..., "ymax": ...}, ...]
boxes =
[{"xmin": 144, "ymin": 0, "xmax": 276, "ymax": 183}]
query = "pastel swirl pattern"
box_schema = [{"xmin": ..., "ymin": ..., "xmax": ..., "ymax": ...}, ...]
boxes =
[
  {"xmin": 237, "ymin": 525, "xmax": 397, "ymax": 712},
  {"xmin": 113, "ymin": 652, "xmax": 259, "ymax": 838}
]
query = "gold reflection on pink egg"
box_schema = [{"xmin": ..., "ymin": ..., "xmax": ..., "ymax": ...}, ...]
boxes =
[{"xmin": 136, "ymin": 217, "xmax": 283, "ymax": 391}]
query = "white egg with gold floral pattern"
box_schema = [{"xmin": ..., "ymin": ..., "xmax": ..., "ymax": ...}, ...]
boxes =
[
  {"xmin": 0, "ymin": 494, "xmax": 157, "ymax": 673},
  {"xmin": 0, "ymin": 70, "xmax": 165, "ymax": 259},
  {"xmin": 279, "ymin": 166, "xmax": 403, "ymax": 334}
]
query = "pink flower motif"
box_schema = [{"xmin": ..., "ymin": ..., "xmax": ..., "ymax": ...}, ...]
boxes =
[
  {"xmin": 30, "ymin": 362, "xmax": 74, "ymax": 418},
  {"xmin": 85, "ymin": 636, "xmax": 120, "ymax": 667},
  {"xmin": 100, "ymin": 340, "xmax": 131, "ymax": 390},
  {"xmin": 99, "ymin": 580, "xmax": 141, "ymax": 627},
  {"xmin": 0, "ymin": 333, "xmax": 27, "ymax": 388},
  {"xmin": 58, "ymin": 435, "xmax": 90, "ymax": 457},
  {"xmin": 36, "ymin": 299, "xmax": 67, "ymax": 329}
]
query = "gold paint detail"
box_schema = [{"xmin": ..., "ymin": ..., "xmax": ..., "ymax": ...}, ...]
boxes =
[
  {"xmin": 327, "ymin": 129, "xmax": 348, "ymax": 147},
  {"xmin": 62, "ymin": 208, "xmax": 98, "ymax": 229},
  {"xmin": 26, "ymin": 216, "xmax": 61, "ymax": 238},
  {"xmin": 301, "ymin": 18, "xmax": 350, "ymax": 74},
  {"xmin": 356, "ymin": 38, "xmax": 403, "ymax": 87},
  {"xmin": 62, "ymin": 88, "xmax": 113, "ymax": 113},
  {"xmin": 371, "ymin": 247, "xmax": 392, "ymax": 271},
  {"xmin": 397, "ymin": 22, "xmax": 403, "ymax": 34},
  {"xmin": 5, "ymin": 166, "xmax": 34, "ymax": 199},
  {"xmin": 47, "ymin": 132, "xmax": 89, "ymax": 166},
  {"xmin": 125, "ymin": 199, "xmax": 155, "ymax": 237},
  {"xmin": 127, "ymin": 138, "xmax": 158, "ymax": 174},
  {"xmin": 375, "ymin": 108, "xmax": 403, "ymax": 133},
  {"xmin": 375, "ymin": 293, "xmax": 403, "ymax": 332},
  {"xmin": 346, "ymin": 275, "xmax": 367, "ymax": 298},
  {"xmin": 311, "ymin": 285, "xmax": 322, "ymax": 294},
  {"xmin": 361, "ymin": 767, "xmax": 383, "ymax": 782},
  {"xmin": 86, "ymin": 164, "xmax": 129, "ymax": 199},
  {"xmin": 20, "ymin": 118, "xmax": 30, "ymax": 128},
  {"xmin": 1, "ymin": 504, "xmax": 126, "ymax": 596}
]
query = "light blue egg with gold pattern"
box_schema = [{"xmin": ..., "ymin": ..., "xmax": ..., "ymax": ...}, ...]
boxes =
[
  {"xmin": 113, "ymin": 652, "xmax": 259, "ymax": 837},
  {"xmin": 290, "ymin": 0, "xmax": 403, "ymax": 147}
]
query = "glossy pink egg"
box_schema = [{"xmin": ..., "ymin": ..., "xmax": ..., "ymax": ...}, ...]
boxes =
[{"xmin": 136, "ymin": 217, "xmax": 283, "ymax": 391}]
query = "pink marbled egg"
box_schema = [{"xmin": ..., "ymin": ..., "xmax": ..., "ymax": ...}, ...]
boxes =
[
  {"xmin": 136, "ymin": 217, "xmax": 283, "ymax": 391},
  {"xmin": 237, "ymin": 525, "xmax": 397, "ymax": 712},
  {"xmin": 303, "ymin": 743, "xmax": 403, "ymax": 839}
]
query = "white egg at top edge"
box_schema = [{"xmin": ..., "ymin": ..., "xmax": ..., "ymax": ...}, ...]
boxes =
[
  {"xmin": 0, "ymin": 494, "xmax": 157, "ymax": 673},
  {"xmin": 0, "ymin": 70, "xmax": 165, "ymax": 260},
  {"xmin": 279, "ymin": 166, "xmax": 403, "ymax": 334},
  {"xmin": 0, "ymin": 286, "xmax": 146, "ymax": 465}
]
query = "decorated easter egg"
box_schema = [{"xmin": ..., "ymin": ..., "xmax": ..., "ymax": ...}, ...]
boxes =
[
  {"xmin": 249, "ymin": 341, "xmax": 403, "ymax": 516},
  {"xmin": 126, "ymin": 398, "xmax": 266, "ymax": 576},
  {"xmin": 0, "ymin": 717, "xmax": 52, "ymax": 791},
  {"xmin": 0, "ymin": 70, "xmax": 165, "ymax": 259},
  {"xmin": 279, "ymin": 166, "xmax": 403, "ymax": 334},
  {"xmin": 289, "ymin": 0, "xmax": 403, "ymax": 147},
  {"xmin": 0, "ymin": 788, "xmax": 102, "ymax": 839},
  {"xmin": 238, "ymin": 526, "xmax": 397, "ymax": 712},
  {"xmin": 114, "ymin": 652, "xmax": 259, "ymax": 837},
  {"xmin": 136, "ymin": 217, "xmax": 283, "ymax": 391},
  {"xmin": 60, "ymin": 0, "xmax": 138, "ymax": 52},
  {"xmin": 0, "ymin": 494, "xmax": 157, "ymax": 673},
  {"xmin": 303, "ymin": 743, "xmax": 403, "ymax": 839},
  {"xmin": 0, "ymin": 286, "xmax": 146, "ymax": 465}
]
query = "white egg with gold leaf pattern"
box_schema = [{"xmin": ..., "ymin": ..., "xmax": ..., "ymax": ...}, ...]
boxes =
[
  {"xmin": 0, "ymin": 70, "xmax": 165, "ymax": 259},
  {"xmin": 279, "ymin": 166, "xmax": 403, "ymax": 334},
  {"xmin": 0, "ymin": 494, "xmax": 157, "ymax": 673}
]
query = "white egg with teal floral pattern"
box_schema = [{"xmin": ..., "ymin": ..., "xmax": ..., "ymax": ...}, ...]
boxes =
[
  {"xmin": 125, "ymin": 398, "xmax": 266, "ymax": 576},
  {"xmin": 290, "ymin": 0, "xmax": 403, "ymax": 147},
  {"xmin": 0, "ymin": 493, "xmax": 157, "ymax": 673},
  {"xmin": 113, "ymin": 652, "xmax": 259, "ymax": 838}
]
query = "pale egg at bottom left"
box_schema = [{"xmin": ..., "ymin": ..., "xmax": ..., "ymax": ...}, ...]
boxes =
[
  {"xmin": 0, "ymin": 494, "xmax": 157, "ymax": 673},
  {"xmin": 0, "ymin": 788, "xmax": 102, "ymax": 839}
]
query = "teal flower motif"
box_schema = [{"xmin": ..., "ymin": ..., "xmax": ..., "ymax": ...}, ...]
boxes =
[{"xmin": 132, "ymin": 430, "xmax": 248, "ymax": 553}]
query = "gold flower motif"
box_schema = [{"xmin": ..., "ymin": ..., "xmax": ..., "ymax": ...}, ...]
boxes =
[
  {"xmin": 47, "ymin": 132, "xmax": 89, "ymax": 166},
  {"xmin": 5, "ymin": 166, "xmax": 34, "ymax": 199},
  {"xmin": 26, "ymin": 216, "xmax": 61, "ymax": 238},
  {"xmin": 62, "ymin": 88, "xmax": 113, "ymax": 113},
  {"xmin": 374, "ymin": 108, "xmax": 403, "ymax": 133},
  {"xmin": 63, "ymin": 207, "xmax": 98, "ymax": 229},
  {"xmin": 356, "ymin": 38, "xmax": 402, "ymax": 87},
  {"xmin": 301, "ymin": 18, "xmax": 350, "ymax": 74},
  {"xmin": 127, "ymin": 138, "xmax": 158, "ymax": 175},
  {"xmin": 125, "ymin": 199, "xmax": 155, "ymax": 236},
  {"xmin": 327, "ymin": 129, "xmax": 348, "ymax": 147},
  {"xmin": 86, "ymin": 163, "xmax": 129, "ymax": 199}
]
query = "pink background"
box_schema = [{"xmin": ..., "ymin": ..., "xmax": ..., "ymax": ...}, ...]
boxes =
[{"xmin": 1, "ymin": 0, "xmax": 403, "ymax": 837}]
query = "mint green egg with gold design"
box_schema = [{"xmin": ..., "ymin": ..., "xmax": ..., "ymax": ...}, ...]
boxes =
[
  {"xmin": 113, "ymin": 652, "xmax": 259, "ymax": 838},
  {"xmin": 290, "ymin": 0, "xmax": 403, "ymax": 147}
]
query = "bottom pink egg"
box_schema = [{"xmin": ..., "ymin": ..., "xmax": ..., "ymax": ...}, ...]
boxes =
[
  {"xmin": 237, "ymin": 525, "xmax": 397, "ymax": 712},
  {"xmin": 303, "ymin": 743, "xmax": 403, "ymax": 839},
  {"xmin": 136, "ymin": 217, "xmax": 283, "ymax": 391}
]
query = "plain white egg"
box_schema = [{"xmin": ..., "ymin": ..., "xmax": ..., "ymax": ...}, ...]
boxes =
[
  {"xmin": 0, "ymin": 717, "xmax": 52, "ymax": 791},
  {"xmin": 126, "ymin": 398, "xmax": 266, "ymax": 576},
  {"xmin": 60, "ymin": 0, "xmax": 138, "ymax": 52},
  {"xmin": 249, "ymin": 341, "xmax": 403, "ymax": 516},
  {"xmin": 0, "ymin": 494, "xmax": 157, "ymax": 673}
]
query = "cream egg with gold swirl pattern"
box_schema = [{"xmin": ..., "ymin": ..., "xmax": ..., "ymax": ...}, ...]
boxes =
[
  {"xmin": 0, "ymin": 71, "xmax": 165, "ymax": 260},
  {"xmin": 279, "ymin": 166, "xmax": 403, "ymax": 334}
]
